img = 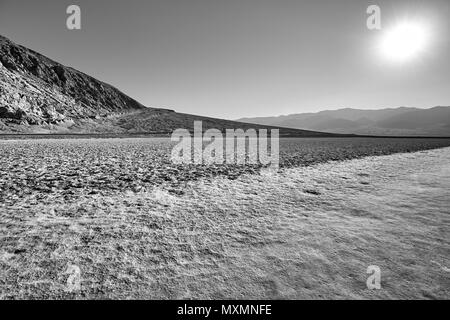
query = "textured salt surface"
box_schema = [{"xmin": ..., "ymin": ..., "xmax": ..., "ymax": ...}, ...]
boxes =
[{"xmin": 1, "ymin": 147, "xmax": 449, "ymax": 299}]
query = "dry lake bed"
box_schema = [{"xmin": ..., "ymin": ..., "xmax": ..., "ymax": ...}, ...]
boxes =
[{"xmin": 0, "ymin": 137, "xmax": 449, "ymax": 299}]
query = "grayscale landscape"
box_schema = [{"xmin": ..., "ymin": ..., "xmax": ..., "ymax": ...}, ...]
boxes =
[{"xmin": 0, "ymin": 0, "xmax": 449, "ymax": 301}]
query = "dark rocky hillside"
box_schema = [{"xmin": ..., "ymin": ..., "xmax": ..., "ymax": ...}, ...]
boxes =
[
  {"xmin": 0, "ymin": 35, "xmax": 151, "ymax": 124},
  {"xmin": 0, "ymin": 35, "xmax": 335, "ymax": 137}
]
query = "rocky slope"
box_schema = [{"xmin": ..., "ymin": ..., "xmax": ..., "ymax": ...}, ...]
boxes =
[
  {"xmin": 0, "ymin": 35, "xmax": 333, "ymax": 137},
  {"xmin": 0, "ymin": 35, "xmax": 154, "ymax": 126}
]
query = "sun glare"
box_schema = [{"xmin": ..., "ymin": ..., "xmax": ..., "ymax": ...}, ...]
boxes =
[{"xmin": 379, "ymin": 20, "xmax": 429, "ymax": 63}]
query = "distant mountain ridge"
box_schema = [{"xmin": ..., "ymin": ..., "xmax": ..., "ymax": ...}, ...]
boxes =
[
  {"xmin": 0, "ymin": 34, "xmax": 334, "ymax": 137},
  {"xmin": 3, "ymin": 34, "xmax": 445, "ymax": 137},
  {"xmin": 238, "ymin": 107, "xmax": 450, "ymax": 136}
]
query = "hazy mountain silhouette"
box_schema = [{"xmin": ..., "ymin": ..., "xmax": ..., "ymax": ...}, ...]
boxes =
[{"xmin": 238, "ymin": 107, "xmax": 450, "ymax": 136}]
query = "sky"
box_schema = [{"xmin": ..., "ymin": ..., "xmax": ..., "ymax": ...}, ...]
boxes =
[{"xmin": 0, "ymin": 0, "xmax": 449, "ymax": 119}]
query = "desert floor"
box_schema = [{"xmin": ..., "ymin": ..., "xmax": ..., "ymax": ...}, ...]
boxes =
[{"xmin": 0, "ymin": 139, "xmax": 449, "ymax": 299}]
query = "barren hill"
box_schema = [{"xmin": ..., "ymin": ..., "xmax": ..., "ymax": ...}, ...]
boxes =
[{"xmin": 0, "ymin": 35, "xmax": 335, "ymax": 137}]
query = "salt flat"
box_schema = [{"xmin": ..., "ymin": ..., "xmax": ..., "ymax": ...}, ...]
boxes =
[{"xmin": 1, "ymin": 143, "xmax": 448, "ymax": 299}]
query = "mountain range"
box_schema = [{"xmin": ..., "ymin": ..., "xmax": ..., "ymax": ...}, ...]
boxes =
[
  {"xmin": 0, "ymin": 34, "xmax": 332, "ymax": 137},
  {"xmin": 238, "ymin": 106, "xmax": 450, "ymax": 136},
  {"xmin": 1, "ymin": 34, "xmax": 448, "ymax": 137}
]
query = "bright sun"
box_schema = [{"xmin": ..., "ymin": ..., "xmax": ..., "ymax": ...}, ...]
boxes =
[{"xmin": 379, "ymin": 21, "xmax": 429, "ymax": 63}]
